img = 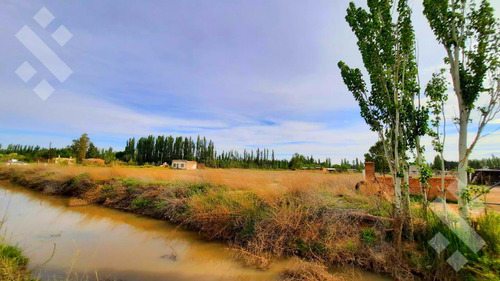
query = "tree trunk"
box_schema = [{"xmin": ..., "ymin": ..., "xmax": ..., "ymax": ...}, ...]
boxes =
[
  {"xmin": 393, "ymin": 211, "xmax": 404, "ymax": 255},
  {"xmin": 458, "ymin": 109, "xmax": 470, "ymax": 219},
  {"xmin": 440, "ymin": 151, "xmax": 447, "ymax": 216},
  {"xmin": 404, "ymin": 170, "xmax": 411, "ymax": 215},
  {"xmin": 416, "ymin": 142, "xmax": 428, "ymax": 220},
  {"xmin": 403, "ymin": 169, "xmax": 413, "ymax": 241},
  {"xmin": 394, "ymin": 174, "xmax": 402, "ymax": 210}
]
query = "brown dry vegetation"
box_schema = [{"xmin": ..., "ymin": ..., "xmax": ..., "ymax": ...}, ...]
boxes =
[
  {"xmin": 1, "ymin": 165, "xmax": 497, "ymax": 281},
  {"xmin": 279, "ymin": 258, "xmax": 342, "ymax": 281},
  {"xmin": 24, "ymin": 165, "xmax": 361, "ymax": 195}
]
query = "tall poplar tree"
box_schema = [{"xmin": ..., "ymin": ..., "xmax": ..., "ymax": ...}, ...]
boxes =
[
  {"xmin": 426, "ymin": 70, "xmax": 449, "ymax": 209},
  {"xmin": 338, "ymin": 0, "xmax": 424, "ymax": 248},
  {"xmin": 165, "ymin": 136, "xmax": 174, "ymax": 163},
  {"xmin": 124, "ymin": 138, "xmax": 136, "ymax": 163},
  {"xmin": 423, "ymin": 0, "xmax": 500, "ymax": 218}
]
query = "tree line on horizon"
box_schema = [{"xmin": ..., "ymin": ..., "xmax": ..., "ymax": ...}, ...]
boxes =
[
  {"xmin": 0, "ymin": 134, "xmax": 364, "ymax": 170},
  {"xmin": 364, "ymin": 140, "xmax": 500, "ymax": 175},
  {"xmin": 1, "ymin": 137, "xmax": 497, "ymax": 171},
  {"xmin": 119, "ymin": 135, "xmax": 364, "ymax": 170}
]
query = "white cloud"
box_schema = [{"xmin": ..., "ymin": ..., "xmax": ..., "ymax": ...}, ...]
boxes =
[{"xmin": 0, "ymin": 85, "xmax": 227, "ymax": 137}]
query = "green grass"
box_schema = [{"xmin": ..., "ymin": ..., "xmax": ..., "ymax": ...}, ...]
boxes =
[
  {"xmin": 421, "ymin": 211, "xmax": 500, "ymax": 281},
  {"xmin": 0, "ymin": 244, "xmax": 28, "ymax": 268},
  {"xmin": 0, "ymin": 240, "xmax": 37, "ymax": 281},
  {"xmin": 361, "ymin": 228, "xmax": 376, "ymax": 244},
  {"xmin": 130, "ymin": 198, "xmax": 152, "ymax": 209}
]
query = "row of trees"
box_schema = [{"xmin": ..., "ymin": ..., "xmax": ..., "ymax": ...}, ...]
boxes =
[
  {"xmin": 339, "ymin": 0, "xmax": 499, "ymax": 247},
  {"xmin": 468, "ymin": 155, "xmax": 500, "ymax": 169},
  {"xmin": 425, "ymin": 154, "xmax": 499, "ymax": 172},
  {"xmin": 119, "ymin": 135, "xmax": 364, "ymax": 170},
  {"xmin": 431, "ymin": 155, "xmax": 460, "ymax": 171},
  {"xmin": 1, "ymin": 135, "xmax": 366, "ymax": 171},
  {"xmin": 214, "ymin": 149, "xmax": 288, "ymax": 169},
  {"xmin": 364, "ymin": 142, "xmax": 497, "ymax": 174},
  {"xmin": 120, "ymin": 135, "xmax": 215, "ymax": 165},
  {"xmin": 0, "ymin": 135, "xmax": 116, "ymax": 164},
  {"xmin": 429, "ymin": 154, "xmax": 500, "ymax": 172},
  {"xmin": 0, "ymin": 144, "xmax": 72, "ymax": 162}
]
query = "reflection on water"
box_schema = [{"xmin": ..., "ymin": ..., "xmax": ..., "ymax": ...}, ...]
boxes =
[{"xmin": 0, "ymin": 183, "xmax": 389, "ymax": 281}]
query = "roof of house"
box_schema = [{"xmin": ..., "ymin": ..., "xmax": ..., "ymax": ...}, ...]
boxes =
[
  {"xmin": 84, "ymin": 158, "xmax": 105, "ymax": 162},
  {"xmin": 172, "ymin": 159, "xmax": 197, "ymax": 163}
]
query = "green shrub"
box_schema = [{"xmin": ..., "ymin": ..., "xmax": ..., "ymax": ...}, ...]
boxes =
[
  {"xmin": 102, "ymin": 184, "xmax": 115, "ymax": 193},
  {"xmin": 65, "ymin": 173, "xmax": 95, "ymax": 195},
  {"xmin": 102, "ymin": 184, "xmax": 114, "ymax": 191},
  {"xmin": 423, "ymin": 211, "xmax": 500, "ymax": 280},
  {"xmin": 69, "ymin": 173, "xmax": 92, "ymax": 186},
  {"xmin": 131, "ymin": 198, "xmax": 152, "ymax": 209},
  {"xmin": 153, "ymin": 201, "xmax": 167, "ymax": 211},
  {"xmin": 346, "ymin": 239, "xmax": 358, "ymax": 252},
  {"xmin": 0, "ymin": 244, "xmax": 28, "ymax": 268},
  {"xmin": 463, "ymin": 211, "xmax": 500, "ymax": 281},
  {"xmin": 186, "ymin": 183, "xmax": 212, "ymax": 197},
  {"xmin": 474, "ymin": 211, "xmax": 500, "ymax": 255},
  {"xmin": 361, "ymin": 228, "xmax": 376, "ymax": 244}
]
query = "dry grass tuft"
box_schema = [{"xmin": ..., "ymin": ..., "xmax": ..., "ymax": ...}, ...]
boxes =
[
  {"xmin": 68, "ymin": 198, "xmax": 89, "ymax": 207},
  {"xmin": 227, "ymin": 247, "xmax": 273, "ymax": 270},
  {"xmin": 279, "ymin": 258, "xmax": 341, "ymax": 281}
]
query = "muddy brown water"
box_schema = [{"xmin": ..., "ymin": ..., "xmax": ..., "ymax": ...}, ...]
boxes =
[{"xmin": 0, "ymin": 183, "xmax": 390, "ymax": 281}]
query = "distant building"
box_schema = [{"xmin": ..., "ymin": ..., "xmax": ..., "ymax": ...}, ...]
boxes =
[
  {"xmin": 5, "ymin": 159, "xmax": 28, "ymax": 166},
  {"xmin": 172, "ymin": 160, "xmax": 197, "ymax": 170},
  {"xmin": 471, "ymin": 168, "xmax": 500, "ymax": 185},
  {"xmin": 409, "ymin": 165, "xmax": 420, "ymax": 177},
  {"xmin": 54, "ymin": 156, "xmax": 75, "ymax": 165},
  {"xmin": 83, "ymin": 158, "xmax": 106, "ymax": 165}
]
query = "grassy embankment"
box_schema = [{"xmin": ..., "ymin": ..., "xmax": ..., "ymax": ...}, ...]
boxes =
[
  {"xmin": 0, "ymin": 237, "xmax": 36, "ymax": 281},
  {"xmin": 0, "ymin": 165, "xmax": 498, "ymax": 281}
]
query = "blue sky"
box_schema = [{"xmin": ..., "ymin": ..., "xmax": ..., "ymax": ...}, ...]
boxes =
[{"xmin": 1, "ymin": 0, "xmax": 499, "ymax": 162}]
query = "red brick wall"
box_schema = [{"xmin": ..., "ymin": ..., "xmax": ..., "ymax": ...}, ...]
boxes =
[
  {"xmin": 365, "ymin": 162, "xmax": 375, "ymax": 182},
  {"xmin": 375, "ymin": 176, "xmax": 458, "ymax": 201}
]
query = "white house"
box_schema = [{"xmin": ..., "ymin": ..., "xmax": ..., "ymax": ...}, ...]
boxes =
[{"xmin": 171, "ymin": 160, "xmax": 197, "ymax": 170}]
